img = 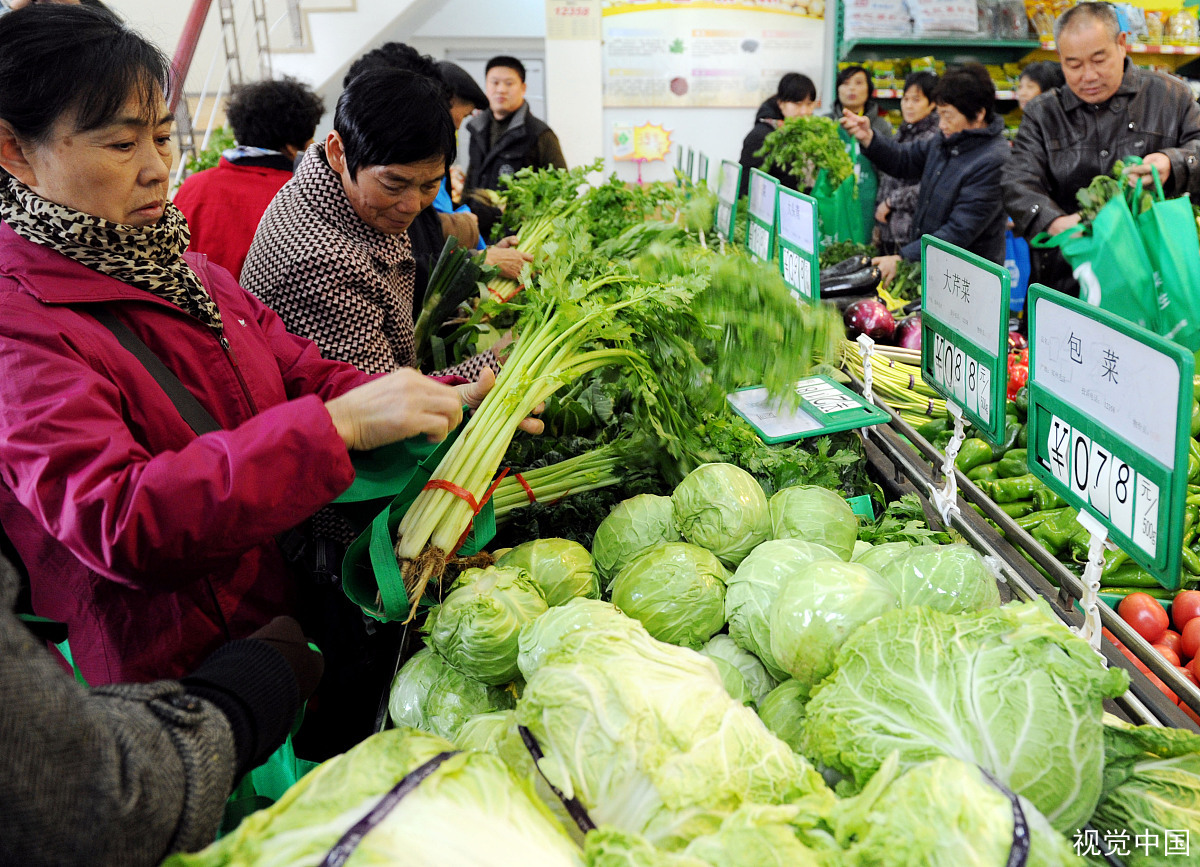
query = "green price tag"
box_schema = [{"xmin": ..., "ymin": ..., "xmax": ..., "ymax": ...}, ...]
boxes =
[
  {"xmin": 697, "ymin": 152, "xmax": 710, "ymax": 186},
  {"xmin": 920, "ymin": 236, "xmax": 1011, "ymax": 445},
  {"xmin": 746, "ymin": 168, "xmax": 778, "ymax": 262},
  {"xmin": 726, "ymin": 374, "xmax": 889, "ymax": 444},
  {"xmin": 776, "ymin": 186, "xmax": 820, "ymax": 305},
  {"xmin": 714, "ymin": 159, "xmax": 742, "ymax": 242},
  {"xmin": 1026, "ymin": 284, "xmax": 1194, "ymax": 589}
]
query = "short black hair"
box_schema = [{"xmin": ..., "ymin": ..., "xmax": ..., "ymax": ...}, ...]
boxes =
[
  {"xmin": 226, "ymin": 77, "xmax": 324, "ymax": 151},
  {"xmin": 835, "ymin": 65, "xmax": 875, "ymax": 104},
  {"xmin": 1019, "ymin": 60, "xmax": 1065, "ymax": 95},
  {"xmin": 0, "ymin": 3, "xmax": 170, "ymax": 143},
  {"xmin": 486, "ymin": 55, "xmax": 526, "ymax": 82},
  {"xmin": 438, "ymin": 60, "xmax": 487, "ymax": 110},
  {"xmin": 903, "ymin": 71, "xmax": 939, "ymax": 100},
  {"xmin": 776, "ymin": 72, "xmax": 817, "ymax": 104},
  {"xmin": 343, "ymin": 41, "xmax": 449, "ymax": 99},
  {"xmin": 334, "ymin": 67, "xmax": 456, "ymax": 178},
  {"xmin": 931, "ymin": 63, "xmax": 995, "ymax": 125}
]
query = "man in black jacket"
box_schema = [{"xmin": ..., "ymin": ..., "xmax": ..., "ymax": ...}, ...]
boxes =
[
  {"xmin": 465, "ymin": 55, "xmax": 566, "ymax": 193},
  {"xmin": 1003, "ymin": 2, "xmax": 1200, "ymax": 290}
]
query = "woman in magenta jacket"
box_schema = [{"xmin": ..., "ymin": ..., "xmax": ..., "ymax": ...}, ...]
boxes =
[{"xmin": 0, "ymin": 5, "xmax": 512, "ymax": 688}]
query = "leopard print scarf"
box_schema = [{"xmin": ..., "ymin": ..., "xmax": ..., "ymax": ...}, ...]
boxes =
[{"xmin": 0, "ymin": 175, "xmax": 224, "ymax": 336}]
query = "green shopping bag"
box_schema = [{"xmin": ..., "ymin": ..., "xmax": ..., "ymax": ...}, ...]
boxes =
[
  {"xmin": 840, "ymin": 127, "xmax": 875, "ymax": 245},
  {"xmin": 221, "ymin": 727, "xmax": 318, "ymax": 834},
  {"xmin": 1030, "ymin": 190, "xmax": 1159, "ymax": 330},
  {"xmin": 1134, "ymin": 165, "xmax": 1200, "ymax": 351},
  {"xmin": 811, "ymin": 169, "xmax": 862, "ymax": 246}
]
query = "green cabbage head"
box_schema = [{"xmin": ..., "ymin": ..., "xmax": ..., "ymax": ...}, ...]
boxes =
[
  {"xmin": 671, "ymin": 463, "xmax": 770, "ymax": 567},
  {"xmin": 801, "ymin": 603, "xmax": 1131, "ymax": 833},
  {"xmin": 698, "ymin": 634, "xmax": 778, "ymax": 705},
  {"xmin": 611, "ymin": 542, "xmax": 728, "ymax": 649},
  {"xmin": 425, "ymin": 565, "xmax": 548, "ymax": 685},
  {"xmin": 724, "ymin": 539, "xmax": 838, "ymax": 680},
  {"xmin": 755, "ymin": 680, "xmax": 808, "ymax": 754},
  {"xmin": 876, "ymin": 544, "xmax": 1001, "ymax": 614},
  {"xmin": 517, "ymin": 598, "xmax": 640, "ymax": 680},
  {"xmin": 768, "ymin": 485, "xmax": 858, "ymax": 560},
  {"xmin": 592, "ymin": 494, "xmax": 681, "ymax": 580},
  {"xmin": 851, "ymin": 540, "xmax": 912, "ymax": 573},
  {"xmin": 496, "ymin": 538, "xmax": 600, "ymax": 607},
  {"xmin": 387, "ymin": 646, "xmax": 514, "ymax": 741}
]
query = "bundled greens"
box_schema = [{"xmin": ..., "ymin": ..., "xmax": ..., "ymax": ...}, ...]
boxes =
[
  {"xmin": 414, "ymin": 236, "xmax": 489, "ymax": 371},
  {"xmin": 755, "ymin": 116, "xmax": 854, "ymax": 190}
]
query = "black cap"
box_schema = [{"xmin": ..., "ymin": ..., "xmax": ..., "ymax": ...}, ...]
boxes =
[{"xmin": 437, "ymin": 61, "xmax": 487, "ymax": 110}]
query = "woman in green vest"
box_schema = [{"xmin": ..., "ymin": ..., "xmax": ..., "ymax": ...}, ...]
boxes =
[{"xmin": 830, "ymin": 65, "xmax": 893, "ymax": 243}]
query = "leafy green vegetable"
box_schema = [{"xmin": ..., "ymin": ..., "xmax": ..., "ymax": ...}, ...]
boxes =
[
  {"xmin": 517, "ymin": 598, "xmax": 638, "ymax": 680},
  {"xmin": 610, "ymin": 542, "xmax": 728, "ymax": 649},
  {"xmin": 496, "ymin": 538, "xmax": 600, "ymax": 607},
  {"xmin": 414, "ymin": 235, "xmax": 489, "ymax": 372},
  {"xmin": 876, "ymin": 544, "xmax": 1002, "ymax": 614},
  {"xmin": 672, "ymin": 463, "xmax": 770, "ymax": 567},
  {"xmin": 756, "ymin": 116, "xmax": 855, "ymax": 190},
  {"xmin": 699, "ymin": 634, "xmax": 778, "ymax": 706},
  {"xmin": 856, "ymin": 493, "xmax": 949, "ymax": 546},
  {"xmin": 1075, "ymin": 159, "xmax": 1137, "ymax": 223},
  {"xmin": 769, "ymin": 485, "xmax": 859, "ymax": 560},
  {"xmin": 819, "ymin": 240, "xmax": 874, "ymax": 270},
  {"xmin": 387, "ymin": 646, "xmax": 515, "ymax": 741},
  {"xmin": 801, "ymin": 603, "xmax": 1130, "ymax": 832},
  {"xmin": 591, "ymin": 494, "xmax": 682, "ymax": 581},
  {"xmin": 755, "ymin": 680, "xmax": 808, "ymax": 754}
]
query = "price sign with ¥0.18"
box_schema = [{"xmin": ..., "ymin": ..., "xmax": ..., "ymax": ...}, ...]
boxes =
[
  {"xmin": 920, "ymin": 236, "xmax": 1011, "ymax": 445},
  {"xmin": 746, "ymin": 169, "xmax": 779, "ymax": 264},
  {"xmin": 714, "ymin": 160, "xmax": 742, "ymax": 243},
  {"xmin": 1026, "ymin": 284, "xmax": 1194, "ymax": 588},
  {"xmin": 776, "ymin": 186, "xmax": 819, "ymax": 305}
]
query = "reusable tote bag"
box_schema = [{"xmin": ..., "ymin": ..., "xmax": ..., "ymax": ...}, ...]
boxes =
[
  {"xmin": 1134, "ymin": 165, "xmax": 1200, "ymax": 351},
  {"xmin": 811, "ymin": 169, "xmax": 862, "ymax": 246}
]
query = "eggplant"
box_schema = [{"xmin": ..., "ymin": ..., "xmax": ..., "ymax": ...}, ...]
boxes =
[
  {"xmin": 819, "ymin": 254, "xmax": 871, "ymax": 281},
  {"xmin": 902, "ymin": 299, "xmax": 922, "ymax": 315},
  {"xmin": 829, "ymin": 292, "xmax": 880, "ymax": 313},
  {"xmin": 820, "ymin": 266, "xmax": 881, "ymax": 298}
]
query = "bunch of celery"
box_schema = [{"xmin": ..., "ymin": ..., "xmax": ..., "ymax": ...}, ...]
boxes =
[{"xmin": 490, "ymin": 445, "xmax": 623, "ymax": 522}]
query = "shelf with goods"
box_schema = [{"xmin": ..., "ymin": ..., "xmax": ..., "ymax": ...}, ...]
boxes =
[{"xmin": 1027, "ymin": 39, "xmax": 1200, "ymax": 73}]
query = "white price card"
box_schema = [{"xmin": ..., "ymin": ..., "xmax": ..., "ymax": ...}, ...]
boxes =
[
  {"xmin": 748, "ymin": 171, "xmax": 777, "ymax": 223},
  {"xmin": 1133, "ymin": 476, "xmax": 1160, "ymax": 557},
  {"xmin": 716, "ymin": 202, "xmax": 732, "ymax": 236},
  {"xmin": 1046, "ymin": 414, "xmax": 1072, "ymax": 488},
  {"xmin": 977, "ymin": 365, "xmax": 991, "ymax": 424},
  {"xmin": 924, "ymin": 242, "xmax": 1004, "ymax": 356},
  {"xmin": 778, "ymin": 194, "xmax": 815, "ymax": 254},
  {"xmin": 717, "ymin": 160, "xmax": 739, "ymax": 204},
  {"xmin": 748, "ymin": 222, "xmax": 771, "ymax": 260},
  {"xmin": 1109, "ymin": 457, "xmax": 1135, "ymax": 538},
  {"xmin": 1069, "ymin": 428, "xmax": 1093, "ymax": 502},
  {"xmin": 1087, "ymin": 440, "xmax": 1113, "ymax": 518}
]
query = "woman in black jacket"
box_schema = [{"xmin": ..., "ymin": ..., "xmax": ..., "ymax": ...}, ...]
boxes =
[
  {"xmin": 840, "ymin": 63, "xmax": 1009, "ymax": 286},
  {"xmin": 738, "ymin": 72, "xmax": 817, "ymax": 195}
]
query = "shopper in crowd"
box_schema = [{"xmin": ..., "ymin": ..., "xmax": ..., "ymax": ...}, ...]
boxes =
[
  {"xmin": 1, "ymin": 550, "xmax": 323, "ymax": 866},
  {"xmin": 464, "ymin": 55, "xmax": 566, "ymax": 195},
  {"xmin": 830, "ymin": 65, "xmax": 893, "ymax": 240},
  {"xmin": 1015, "ymin": 60, "xmax": 1065, "ymax": 110},
  {"xmin": 737, "ymin": 71, "xmax": 818, "ymax": 196},
  {"xmin": 841, "ymin": 63, "xmax": 1009, "ymax": 285},
  {"xmin": 174, "ymin": 77, "xmax": 325, "ymax": 280},
  {"xmin": 0, "ymin": 3, "xmax": 511, "ymax": 705},
  {"xmin": 874, "ymin": 71, "xmax": 940, "ymax": 255},
  {"xmin": 1004, "ymin": 1, "xmax": 1200, "ymax": 292}
]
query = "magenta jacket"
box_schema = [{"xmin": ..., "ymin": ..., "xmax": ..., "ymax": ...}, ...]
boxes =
[{"xmin": 0, "ymin": 223, "xmax": 373, "ymax": 686}]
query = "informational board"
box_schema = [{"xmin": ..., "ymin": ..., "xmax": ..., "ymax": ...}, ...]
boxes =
[
  {"xmin": 601, "ymin": 1, "xmax": 825, "ymax": 108},
  {"xmin": 920, "ymin": 236, "xmax": 1011, "ymax": 445},
  {"xmin": 697, "ymin": 152, "xmax": 710, "ymax": 185},
  {"xmin": 1026, "ymin": 284, "xmax": 1194, "ymax": 589},
  {"xmin": 714, "ymin": 159, "xmax": 741, "ymax": 242},
  {"xmin": 727, "ymin": 375, "xmax": 889, "ymax": 443},
  {"xmin": 777, "ymin": 186, "xmax": 819, "ymax": 304},
  {"xmin": 546, "ymin": 0, "xmax": 602, "ymax": 40},
  {"xmin": 746, "ymin": 168, "xmax": 778, "ymax": 263}
]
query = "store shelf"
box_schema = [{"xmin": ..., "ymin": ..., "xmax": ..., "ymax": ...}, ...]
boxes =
[
  {"xmin": 874, "ymin": 88, "xmax": 1016, "ymax": 99},
  {"xmin": 1040, "ymin": 39, "xmax": 1200, "ymax": 55},
  {"xmin": 841, "ymin": 37, "xmax": 1040, "ymax": 64}
]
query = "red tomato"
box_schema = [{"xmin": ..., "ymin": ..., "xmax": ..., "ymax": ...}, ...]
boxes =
[
  {"xmin": 1103, "ymin": 627, "xmax": 1178, "ymax": 703},
  {"xmin": 1160, "ymin": 629, "xmax": 1184, "ymax": 659},
  {"xmin": 1173, "ymin": 590, "xmax": 1200, "ymax": 632},
  {"xmin": 1177, "ymin": 666, "xmax": 1199, "ymax": 687},
  {"xmin": 1184, "ymin": 619, "xmax": 1200, "ymax": 661},
  {"xmin": 1181, "ymin": 701, "xmax": 1200, "ymax": 727},
  {"xmin": 1154, "ymin": 644, "xmax": 1182, "ymax": 667},
  {"xmin": 1118, "ymin": 593, "xmax": 1170, "ymax": 644},
  {"xmin": 1189, "ymin": 655, "xmax": 1200, "ymax": 681}
]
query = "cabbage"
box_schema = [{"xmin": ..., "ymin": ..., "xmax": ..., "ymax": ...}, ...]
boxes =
[
  {"xmin": 801, "ymin": 603, "xmax": 1130, "ymax": 832},
  {"xmin": 671, "ymin": 463, "xmax": 770, "ymax": 567},
  {"xmin": 517, "ymin": 598, "xmax": 639, "ymax": 680},
  {"xmin": 724, "ymin": 539, "xmax": 838, "ymax": 680},
  {"xmin": 755, "ymin": 680, "xmax": 807, "ymax": 753},
  {"xmin": 516, "ymin": 613, "xmax": 831, "ymax": 850},
  {"xmin": 592, "ymin": 494, "xmax": 681, "ymax": 580},
  {"xmin": 851, "ymin": 540, "xmax": 911, "ymax": 573},
  {"xmin": 698, "ymin": 635, "xmax": 778, "ymax": 705},
  {"xmin": 388, "ymin": 646, "xmax": 514, "ymax": 740},
  {"xmin": 850, "ymin": 540, "xmax": 874, "ymax": 560},
  {"xmin": 425, "ymin": 565, "xmax": 549, "ymax": 685},
  {"xmin": 497, "ymin": 538, "xmax": 600, "ymax": 607},
  {"xmin": 829, "ymin": 754, "xmax": 1084, "ymax": 866},
  {"xmin": 611, "ymin": 542, "xmax": 728, "ymax": 649},
  {"xmin": 165, "ymin": 729, "xmax": 583, "ymax": 866},
  {"xmin": 876, "ymin": 544, "xmax": 1001, "ymax": 614},
  {"xmin": 768, "ymin": 559, "xmax": 899, "ymax": 693},
  {"xmin": 1088, "ymin": 723, "xmax": 1200, "ymax": 865},
  {"xmin": 768, "ymin": 486, "xmax": 858, "ymax": 560}
]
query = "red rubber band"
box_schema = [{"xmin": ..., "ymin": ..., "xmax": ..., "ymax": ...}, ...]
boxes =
[
  {"xmin": 487, "ymin": 282, "xmax": 523, "ymax": 303},
  {"xmin": 548, "ymin": 487, "xmax": 572, "ymax": 506},
  {"xmin": 422, "ymin": 479, "xmax": 479, "ymax": 513},
  {"xmin": 514, "ymin": 471, "xmax": 537, "ymax": 504}
]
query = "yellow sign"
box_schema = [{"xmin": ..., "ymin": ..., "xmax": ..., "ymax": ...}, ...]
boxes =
[{"xmin": 613, "ymin": 122, "xmax": 673, "ymax": 161}]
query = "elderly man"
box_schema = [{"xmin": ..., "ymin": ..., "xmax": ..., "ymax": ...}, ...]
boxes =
[{"xmin": 1004, "ymin": 2, "xmax": 1200, "ymax": 289}]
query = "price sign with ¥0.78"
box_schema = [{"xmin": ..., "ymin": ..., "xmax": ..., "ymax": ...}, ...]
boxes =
[
  {"xmin": 714, "ymin": 160, "xmax": 742, "ymax": 243},
  {"xmin": 1026, "ymin": 284, "xmax": 1194, "ymax": 589},
  {"xmin": 776, "ymin": 186, "xmax": 819, "ymax": 305},
  {"xmin": 697, "ymin": 152, "xmax": 710, "ymax": 186},
  {"xmin": 920, "ymin": 236, "xmax": 1011, "ymax": 445},
  {"xmin": 746, "ymin": 169, "xmax": 779, "ymax": 263}
]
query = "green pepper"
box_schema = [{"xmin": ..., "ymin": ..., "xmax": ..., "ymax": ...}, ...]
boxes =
[
  {"xmin": 1012, "ymin": 386, "xmax": 1029, "ymax": 419},
  {"xmin": 917, "ymin": 417, "xmax": 950, "ymax": 441},
  {"xmin": 1183, "ymin": 545, "xmax": 1200, "ymax": 576},
  {"xmin": 1033, "ymin": 481, "xmax": 1066, "ymax": 511},
  {"xmin": 1101, "ymin": 548, "xmax": 1129, "ymax": 578},
  {"xmin": 1191, "ymin": 400, "xmax": 1200, "ymax": 438},
  {"xmin": 1031, "ymin": 508, "xmax": 1080, "ymax": 555},
  {"xmin": 1100, "ymin": 585, "xmax": 1174, "ymax": 600},
  {"xmin": 1193, "ymin": 374, "xmax": 1200, "ymax": 401},
  {"xmin": 933, "ymin": 429, "xmax": 954, "ymax": 451},
  {"xmin": 1190, "ymin": 453, "xmax": 1200, "ymax": 485},
  {"xmin": 1000, "ymin": 501, "xmax": 1033, "ymax": 518},
  {"xmin": 1017, "ymin": 424, "xmax": 1028, "ymax": 449},
  {"xmin": 1015, "ymin": 506, "xmax": 1070, "ymax": 530},
  {"xmin": 955, "ymin": 438, "xmax": 997, "ymax": 473},
  {"xmin": 1001, "ymin": 420, "xmax": 1023, "ymax": 453},
  {"xmin": 1101, "ymin": 564, "xmax": 1163, "ymax": 588},
  {"xmin": 967, "ymin": 462, "xmax": 1001, "ymax": 481},
  {"xmin": 983, "ymin": 473, "xmax": 1040, "ymax": 503},
  {"xmin": 997, "ymin": 449, "xmax": 1029, "ymax": 478}
]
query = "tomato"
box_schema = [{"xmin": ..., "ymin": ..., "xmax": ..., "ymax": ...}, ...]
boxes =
[
  {"xmin": 1118, "ymin": 592, "xmax": 1170, "ymax": 644},
  {"xmin": 1172, "ymin": 589, "xmax": 1200, "ymax": 632},
  {"xmin": 1189, "ymin": 655, "xmax": 1200, "ymax": 681},
  {"xmin": 1178, "ymin": 666, "xmax": 1199, "ymax": 688},
  {"xmin": 1184, "ymin": 618, "xmax": 1200, "ymax": 661},
  {"xmin": 1154, "ymin": 644, "xmax": 1182, "ymax": 667},
  {"xmin": 1181, "ymin": 703, "xmax": 1200, "ymax": 727},
  {"xmin": 1160, "ymin": 629, "xmax": 1184, "ymax": 659},
  {"xmin": 1103, "ymin": 627, "xmax": 1178, "ymax": 704}
]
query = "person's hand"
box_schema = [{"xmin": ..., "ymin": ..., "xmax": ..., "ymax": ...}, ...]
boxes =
[
  {"xmin": 456, "ymin": 366, "xmax": 544, "ymax": 435},
  {"xmin": 247, "ymin": 616, "xmax": 324, "ymax": 701},
  {"xmin": 872, "ymin": 254, "xmax": 901, "ymax": 288},
  {"xmin": 875, "ymin": 200, "xmax": 891, "ymax": 223},
  {"xmin": 449, "ymin": 166, "xmax": 466, "ymax": 204},
  {"xmin": 1123, "ymin": 153, "xmax": 1172, "ymax": 186},
  {"xmin": 485, "ymin": 244, "xmax": 534, "ymax": 281},
  {"xmin": 1047, "ymin": 213, "xmax": 1082, "ymax": 236},
  {"xmin": 325, "ymin": 368, "xmax": 465, "ymax": 449},
  {"xmin": 839, "ymin": 109, "xmax": 873, "ymax": 147},
  {"xmin": 494, "ymin": 234, "xmax": 520, "ymax": 249}
]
